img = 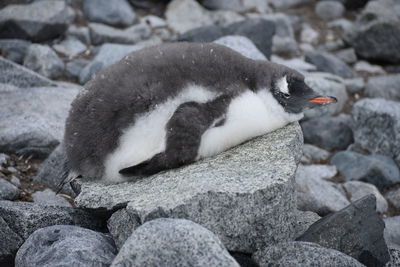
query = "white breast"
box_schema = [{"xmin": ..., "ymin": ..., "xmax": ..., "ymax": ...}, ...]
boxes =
[
  {"xmin": 102, "ymin": 84, "xmax": 218, "ymax": 184},
  {"xmin": 197, "ymin": 89, "xmax": 303, "ymax": 159}
]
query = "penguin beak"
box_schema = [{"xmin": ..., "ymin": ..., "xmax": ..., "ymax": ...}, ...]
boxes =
[{"xmin": 308, "ymin": 96, "xmax": 337, "ymax": 105}]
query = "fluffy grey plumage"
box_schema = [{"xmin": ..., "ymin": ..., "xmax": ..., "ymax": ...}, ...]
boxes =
[{"xmin": 64, "ymin": 42, "xmax": 333, "ymax": 183}]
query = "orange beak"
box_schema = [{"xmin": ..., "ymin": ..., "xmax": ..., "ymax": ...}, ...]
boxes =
[{"xmin": 308, "ymin": 96, "xmax": 337, "ymax": 105}]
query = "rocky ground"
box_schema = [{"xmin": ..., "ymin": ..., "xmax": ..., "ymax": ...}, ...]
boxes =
[{"xmin": 1, "ymin": 0, "xmax": 400, "ymax": 266}]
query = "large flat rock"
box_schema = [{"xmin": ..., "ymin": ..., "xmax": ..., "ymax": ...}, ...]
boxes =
[{"xmin": 76, "ymin": 122, "xmax": 303, "ymax": 253}]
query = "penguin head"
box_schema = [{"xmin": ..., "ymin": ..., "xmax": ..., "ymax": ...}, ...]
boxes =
[{"xmin": 270, "ymin": 67, "xmax": 337, "ymax": 114}]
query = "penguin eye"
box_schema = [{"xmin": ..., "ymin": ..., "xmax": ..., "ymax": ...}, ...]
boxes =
[{"xmin": 283, "ymin": 93, "xmax": 290, "ymax": 99}]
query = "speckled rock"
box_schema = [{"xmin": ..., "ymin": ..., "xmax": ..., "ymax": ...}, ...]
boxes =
[
  {"xmin": 384, "ymin": 216, "xmax": 400, "ymax": 249},
  {"xmin": 341, "ymin": 181, "xmax": 388, "ymax": 213},
  {"xmin": 0, "ymin": 201, "xmax": 104, "ymax": 240},
  {"xmin": 0, "ymin": 0, "xmax": 70, "ymax": 42},
  {"xmin": 16, "ymin": 225, "xmax": 117, "ymax": 267},
  {"xmin": 107, "ymin": 209, "xmax": 140, "ymax": 249},
  {"xmin": 386, "ymin": 246, "xmax": 400, "ymax": 267},
  {"xmin": 0, "ymin": 85, "xmax": 79, "ymax": 158},
  {"xmin": 0, "ymin": 57, "xmax": 53, "ymax": 88},
  {"xmin": 76, "ymin": 123, "xmax": 303, "ymax": 253},
  {"xmin": 365, "ymin": 74, "xmax": 400, "ymax": 102},
  {"xmin": 352, "ymin": 98, "xmax": 400, "ymax": 166},
  {"xmin": 32, "ymin": 189, "xmax": 71, "ymax": 207},
  {"xmin": 111, "ymin": 218, "xmax": 239, "ymax": 267},
  {"xmin": 0, "ymin": 216, "xmax": 23, "ymax": 266},
  {"xmin": 23, "ymin": 44, "xmax": 64, "ymax": 79},
  {"xmin": 297, "ymin": 195, "xmax": 390, "ymax": 266},
  {"xmin": 253, "ymin": 241, "xmax": 364, "ymax": 267}
]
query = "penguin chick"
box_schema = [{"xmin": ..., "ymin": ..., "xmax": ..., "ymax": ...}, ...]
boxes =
[{"xmin": 64, "ymin": 42, "xmax": 337, "ymax": 184}]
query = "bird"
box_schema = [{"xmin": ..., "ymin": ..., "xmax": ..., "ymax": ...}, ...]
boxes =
[{"xmin": 63, "ymin": 42, "xmax": 337, "ymax": 185}]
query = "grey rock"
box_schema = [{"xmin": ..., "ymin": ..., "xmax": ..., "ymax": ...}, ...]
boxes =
[
  {"xmin": 293, "ymin": 210, "xmax": 321, "ymax": 238},
  {"xmin": 365, "ymin": 74, "xmax": 400, "ymax": 102},
  {"xmin": 386, "ymin": 246, "xmax": 400, "ymax": 267},
  {"xmin": 253, "ymin": 241, "xmax": 364, "ymax": 267},
  {"xmin": 350, "ymin": 0, "xmax": 400, "ymax": 63},
  {"xmin": 315, "ymin": 1, "xmax": 345, "ymax": 20},
  {"xmin": 53, "ymin": 37, "xmax": 87, "ymax": 59},
  {"xmin": 342, "ymin": 181, "xmax": 388, "ymax": 213},
  {"xmin": 107, "ymin": 209, "xmax": 140, "ymax": 249},
  {"xmin": 75, "ymin": 123, "xmax": 303, "ymax": 253},
  {"xmin": 0, "ymin": 178, "xmax": 19, "ymax": 201},
  {"xmin": 177, "ymin": 25, "xmax": 225, "ymax": 43},
  {"xmin": 271, "ymin": 55, "xmax": 317, "ymax": 72},
  {"xmin": 331, "ymin": 151, "xmax": 400, "ymax": 189},
  {"xmin": 352, "ymin": 98, "xmax": 400, "ymax": 166},
  {"xmin": 166, "ymin": 0, "xmax": 213, "ymax": 34},
  {"xmin": 201, "ymin": 0, "xmax": 243, "ymax": 11},
  {"xmin": 354, "ymin": 60, "xmax": 386, "ymax": 75},
  {"xmin": 66, "ymin": 58, "xmax": 89, "ymax": 80},
  {"xmin": 0, "ymin": 154, "xmax": 9, "ymax": 167},
  {"xmin": 0, "ymin": 39, "xmax": 31, "ymax": 64},
  {"xmin": 224, "ymin": 19, "xmax": 275, "ymax": 59},
  {"xmin": 83, "ymin": 0, "xmax": 135, "ymax": 27},
  {"xmin": 0, "ymin": 85, "xmax": 79, "ymax": 158},
  {"xmin": 269, "ymin": 0, "xmax": 313, "ymax": 9},
  {"xmin": 214, "ymin": 35, "xmax": 266, "ymax": 60},
  {"xmin": 0, "ymin": 57, "xmax": 53, "ymax": 88},
  {"xmin": 0, "ymin": 216, "xmax": 23, "ymax": 266},
  {"xmin": 111, "ymin": 218, "xmax": 239, "ymax": 267},
  {"xmin": 10, "ymin": 176, "xmax": 20, "ymax": 187},
  {"xmin": 35, "ymin": 144, "xmax": 75, "ymax": 196},
  {"xmin": 89, "ymin": 22, "xmax": 151, "ymax": 45},
  {"xmin": 301, "ymin": 114, "xmax": 354, "ymax": 150},
  {"xmin": 384, "ymin": 188, "xmax": 400, "ymax": 211},
  {"xmin": 305, "ymin": 50, "xmax": 356, "ymax": 78},
  {"xmin": 303, "ymin": 72, "xmax": 348, "ymax": 119},
  {"xmin": 23, "ymin": 44, "xmax": 64, "ymax": 79},
  {"xmin": 384, "ymin": 216, "xmax": 400, "ymax": 248},
  {"xmin": 32, "ymin": 189, "xmax": 71, "ymax": 207},
  {"xmin": 335, "ymin": 48, "xmax": 358, "ymax": 64},
  {"xmin": 79, "ymin": 41, "xmax": 160, "ymax": 84},
  {"xmin": 140, "ymin": 15, "xmax": 167, "ymax": 28},
  {"xmin": 300, "ymin": 23, "xmax": 319, "ymax": 44},
  {"xmin": 67, "ymin": 25, "xmax": 91, "ymax": 45},
  {"xmin": 296, "ymin": 164, "xmax": 337, "ymax": 181},
  {"xmin": 0, "ymin": 0, "xmax": 70, "ymax": 42},
  {"xmin": 296, "ymin": 165, "xmax": 350, "ymax": 215},
  {"xmin": 16, "ymin": 225, "xmax": 117, "ymax": 267},
  {"xmin": 301, "ymin": 144, "xmax": 331, "ymax": 164},
  {"xmin": 0, "ymin": 200, "xmax": 104, "ymax": 240},
  {"xmin": 297, "ymin": 195, "xmax": 390, "ymax": 266},
  {"xmin": 344, "ymin": 77, "xmax": 365, "ymax": 94}
]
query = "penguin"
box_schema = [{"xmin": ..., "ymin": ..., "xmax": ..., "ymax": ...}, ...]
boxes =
[{"xmin": 63, "ymin": 42, "xmax": 337, "ymax": 184}]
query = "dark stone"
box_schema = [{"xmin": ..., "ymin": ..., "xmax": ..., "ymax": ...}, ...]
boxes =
[
  {"xmin": 0, "ymin": 0, "xmax": 70, "ymax": 42},
  {"xmin": 0, "ymin": 200, "xmax": 105, "ymax": 240},
  {"xmin": 0, "ymin": 39, "xmax": 30, "ymax": 64},
  {"xmin": 297, "ymin": 195, "xmax": 390, "ymax": 266},
  {"xmin": 177, "ymin": 25, "xmax": 225, "ymax": 43},
  {"xmin": 15, "ymin": 225, "xmax": 117, "ymax": 267},
  {"xmin": 331, "ymin": 151, "xmax": 400, "ymax": 189},
  {"xmin": 230, "ymin": 252, "xmax": 258, "ymax": 267},
  {"xmin": 350, "ymin": 0, "xmax": 400, "ymax": 63},
  {"xmin": 253, "ymin": 241, "xmax": 364, "ymax": 267},
  {"xmin": 224, "ymin": 19, "xmax": 275, "ymax": 59},
  {"xmin": 0, "ymin": 216, "xmax": 23, "ymax": 266},
  {"xmin": 305, "ymin": 50, "xmax": 356, "ymax": 78},
  {"xmin": 83, "ymin": 0, "xmax": 135, "ymax": 27},
  {"xmin": 301, "ymin": 115, "xmax": 354, "ymax": 150}
]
